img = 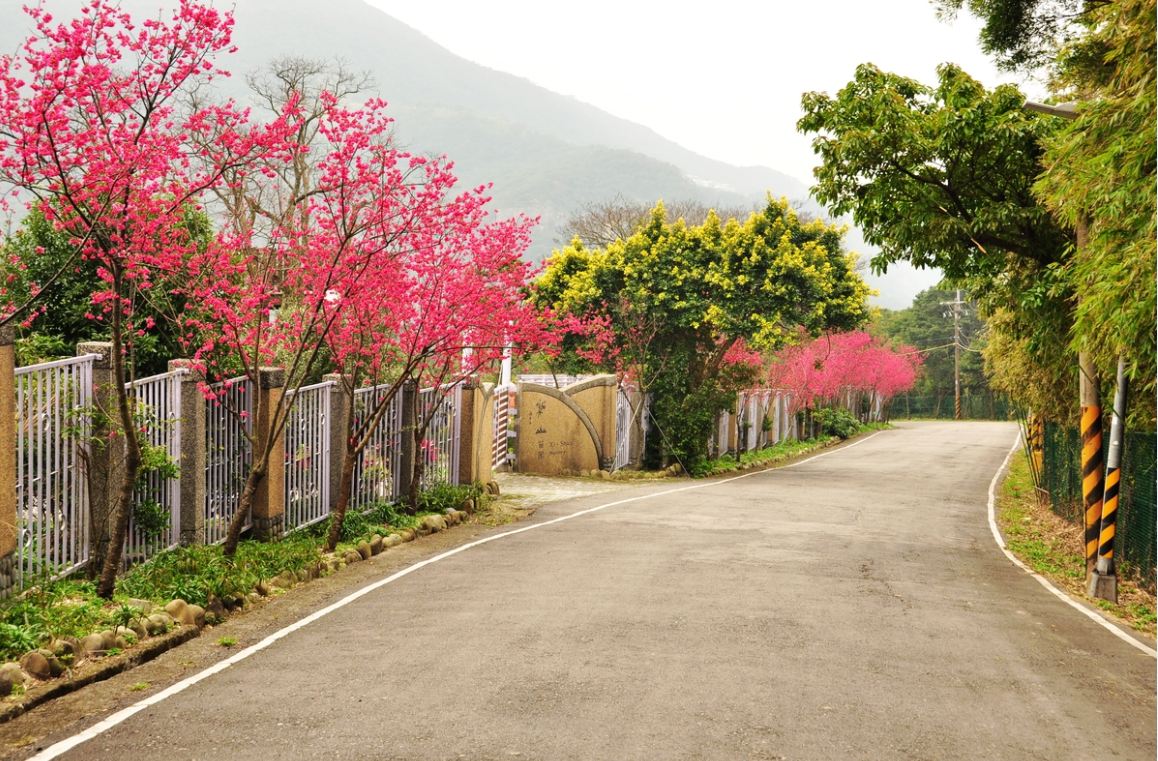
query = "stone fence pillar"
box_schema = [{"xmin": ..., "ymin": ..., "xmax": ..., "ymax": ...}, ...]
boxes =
[
  {"xmin": 77, "ymin": 341, "xmax": 121, "ymax": 573},
  {"xmin": 455, "ymin": 379, "xmax": 495, "ymax": 487},
  {"xmin": 323, "ymin": 373, "xmax": 351, "ymax": 511},
  {"xmin": 0, "ymin": 328, "xmax": 16, "ymax": 597},
  {"xmin": 251, "ymin": 367, "xmax": 286, "ymax": 540},
  {"xmin": 168, "ymin": 360, "xmax": 206, "ymax": 546},
  {"xmin": 396, "ymin": 380, "xmax": 417, "ymax": 501}
]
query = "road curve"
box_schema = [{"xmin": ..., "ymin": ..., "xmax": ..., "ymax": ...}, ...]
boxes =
[{"xmin": 23, "ymin": 422, "xmax": 1158, "ymax": 760}]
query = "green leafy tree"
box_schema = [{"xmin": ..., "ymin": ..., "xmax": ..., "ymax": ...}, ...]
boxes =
[
  {"xmin": 798, "ymin": 63, "xmax": 1076, "ymax": 418},
  {"xmin": 1032, "ymin": 0, "xmax": 1156, "ymax": 405},
  {"xmin": 1, "ymin": 203, "xmax": 211, "ymax": 373},
  {"xmin": 533, "ymin": 198, "xmax": 869, "ymax": 472},
  {"xmin": 936, "ymin": 0, "xmax": 1098, "ymax": 71},
  {"xmin": 874, "ymin": 288, "xmax": 987, "ymax": 397}
]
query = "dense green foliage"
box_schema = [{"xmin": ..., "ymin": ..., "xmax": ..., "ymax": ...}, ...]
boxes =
[
  {"xmin": 116, "ymin": 536, "xmax": 322, "ymax": 609},
  {"xmin": 1, "ymin": 204, "xmax": 211, "ymax": 372},
  {"xmin": 799, "ymin": 65, "xmax": 1079, "ymax": 421},
  {"xmin": 0, "ymin": 580, "xmax": 119, "ymax": 662},
  {"xmin": 1033, "ymin": 0, "xmax": 1156, "ymax": 401},
  {"xmin": 874, "ymin": 288, "xmax": 987, "ymax": 398},
  {"xmin": 534, "ymin": 199, "xmax": 870, "ymax": 472},
  {"xmin": 811, "ymin": 407, "xmax": 861, "ymax": 439},
  {"xmin": 936, "ymin": 0, "xmax": 1093, "ymax": 71}
]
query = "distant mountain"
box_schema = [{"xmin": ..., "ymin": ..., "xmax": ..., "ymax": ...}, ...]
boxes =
[{"xmin": 0, "ymin": 0, "xmax": 808, "ymax": 261}]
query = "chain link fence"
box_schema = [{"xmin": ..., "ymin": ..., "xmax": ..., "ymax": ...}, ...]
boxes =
[{"xmin": 1041, "ymin": 422, "xmax": 1156, "ymax": 588}]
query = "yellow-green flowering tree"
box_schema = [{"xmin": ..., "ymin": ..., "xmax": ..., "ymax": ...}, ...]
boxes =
[{"xmin": 532, "ymin": 198, "xmax": 869, "ymax": 473}]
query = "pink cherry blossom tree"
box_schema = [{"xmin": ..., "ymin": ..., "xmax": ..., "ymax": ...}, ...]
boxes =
[
  {"xmin": 767, "ymin": 331, "xmax": 922, "ymax": 419},
  {"xmin": 321, "ymin": 178, "xmax": 544, "ymax": 548},
  {"xmin": 181, "ymin": 94, "xmax": 453, "ymax": 555},
  {"xmin": 0, "ymin": 0, "xmax": 288, "ymax": 595}
]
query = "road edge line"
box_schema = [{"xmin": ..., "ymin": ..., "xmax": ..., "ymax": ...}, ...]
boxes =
[
  {"xmin": 986, "ymin": 433, "xmax": 1157, "ymax": 658},
  {"xmin": 27, "ymin": 431, "xmax": 887, "ymax": 760}
]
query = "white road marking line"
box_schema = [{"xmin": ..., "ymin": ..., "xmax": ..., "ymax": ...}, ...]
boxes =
[
  {"xmin": 986, "ymin": 433, "xmax": 1157, "ymax": 658},
  {"xmin": 28, "ymin": 431, "xmax": 885, "ymax": 759}
]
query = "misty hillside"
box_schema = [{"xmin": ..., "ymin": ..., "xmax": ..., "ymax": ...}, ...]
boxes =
[{"xmin": 0, "ymin": 0, "xmax": 809, "ymax": 260}]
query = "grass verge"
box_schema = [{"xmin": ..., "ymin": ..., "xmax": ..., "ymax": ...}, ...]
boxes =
[
  {"xmin": 997, "ymin": 453, "xmax": 1156, "ymax": 637},
  {"xmin": 695, "ymin": 422, "xmax": 888, "ymax": 478},
  {"xmin": 0, "ymin": 483, "xmax": 490, "ymax": 665}
]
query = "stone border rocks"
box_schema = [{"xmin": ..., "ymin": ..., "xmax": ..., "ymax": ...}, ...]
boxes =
[
  {"xmin": 0, "ymin": 500, "xmax": 480, "ymax": 724},
  {"xmin": 0, "ymin": 622, "xmax": 200, "ymax": 723}
]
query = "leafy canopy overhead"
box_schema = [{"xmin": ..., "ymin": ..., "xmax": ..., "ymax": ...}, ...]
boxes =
[
  {"xmin": 798, "ymin": 63, "xmax": 1071, "ymax": 285},
  {"xmin": 936, "ymin": 0, "xmax": 1098, "ymax": 71},
  {"xmin": 797, "ymin": 63, "xmax": 1081, "ymax": 420},
  {"xmin": 1034, "ymin": 0, "xmax": 1155, "ymax": 388}
]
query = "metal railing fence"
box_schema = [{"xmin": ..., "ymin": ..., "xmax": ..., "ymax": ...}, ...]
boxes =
[
  {"xmin": 417, "ymin": 384, "xmax": 462, "ymax": 491},
  {"xmin": 351, "ymin": 384, "xmax": 404, "ymax": 509},
  {"xmin": 284, "ymin": 381, "xmax": 333, "ymax": 532},
  {"xmin": 15, "ymin": 355, "xmax": 96, "ymax": 585},
  {"xmin": 890, "ymin": 392, "xmax": 1012, "ymax": 420},
  {"xmin": 204, "ymin": 377, "xmax": 253, "ymax": 545},
  {"xmin": 123, "ymin": 369, "xmax": 184, "ymax": 567}
]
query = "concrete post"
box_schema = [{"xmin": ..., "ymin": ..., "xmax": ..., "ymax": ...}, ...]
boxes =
[
  {"xmin": 323, "ymin": 373, "xmax": 351, "ymax": 512},
  {"xmin": 168, "ymin": 360, "xmax": 206, "ymax": 546},
  {"xmin": 0, "ymin": 328, "xmax": 17, "ymax": 597},
  {"xmin": 251, "ymin": 367, "xmax": 286, "ymax": 540},
  {"xmin": 77, "ymin": 341, "xmax": 120, "ymax": 573},
  {"xmin": 396, "ymin": 380, "xmax": 417, "ymax": 501},
  {"xmin": 599, "ymin": 382, "xmax": 615, "ymax": 471},
  {"xmin": 456, "ymin": 378, "xmax": 478, "ymax": 486}
]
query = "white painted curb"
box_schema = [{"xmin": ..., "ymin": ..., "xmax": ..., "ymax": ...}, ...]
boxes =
[{"xmin": 986, "ymin": 434, "xmax": 1157, "ymax": 658}]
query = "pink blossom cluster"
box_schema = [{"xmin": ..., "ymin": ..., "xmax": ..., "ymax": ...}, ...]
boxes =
[
  {"xmin": 766, "ymin": 331, "xmax": 922, "ymax": 411},
  {"xmin": 0, "ymin": 0, "xmax": 548, "ymax": 396}
]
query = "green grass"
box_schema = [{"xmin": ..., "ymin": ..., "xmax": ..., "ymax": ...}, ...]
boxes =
[
  {"xmin": 216, "ymin": 636, "xmax": 237, "ymax": 648},
  {"xmin": 998, "ymin": 457, "xmax": 1085, "ymax": 581},
  {"xmin": 0, "ymin": 579, "xmax": 127, "ymax": 662},
  {"xmin": 0, "ymin": 483, "xmax": 488, "ymax": 663},
  {"xmin": 998, "ymin": 455, "xmax": 1156, "ymax": 635},
  {"xmin": 696, "ymin": 437, "xmax": 834, "ymax": 477},
  {"xmin": 694, "ymin": 423, "xmax": 887, "ymax": 478}
]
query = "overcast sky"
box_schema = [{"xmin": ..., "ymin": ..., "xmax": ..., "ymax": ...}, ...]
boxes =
[{"xmin": 368, "ymin": 0, "xmax": 1044, "ymax": 185}]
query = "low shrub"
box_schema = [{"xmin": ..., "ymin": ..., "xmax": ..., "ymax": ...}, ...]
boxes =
[{"xmin": 811, "ymin": 407, "xmax": 860, "ymax": 439}]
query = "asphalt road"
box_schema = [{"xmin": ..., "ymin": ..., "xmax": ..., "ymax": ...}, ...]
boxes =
[{"xmin": 18, "ymin": 422, "xmax": 1158, "ymax": 760}]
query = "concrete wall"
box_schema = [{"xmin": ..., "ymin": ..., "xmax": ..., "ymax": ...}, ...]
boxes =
[{"xmin": 516, "ymin": 375, "xmax": 616, "ymax": 475}]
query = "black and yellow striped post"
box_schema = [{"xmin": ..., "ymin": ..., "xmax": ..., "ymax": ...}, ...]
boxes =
[
  {"xmin": 1089, "ymin": 358, "xmax": 1128, "ymax": 601},
  {"xmin": 1028, "ymin": 412, "xmax": 1044, "ymax": 482},
  {"xmin": 1080, "ymin": 401, "xmax": 1104, "ymax": 575},
  {"xmin": 1078, "ymin": 350, "xmax": 1105, "ymax": 577}
]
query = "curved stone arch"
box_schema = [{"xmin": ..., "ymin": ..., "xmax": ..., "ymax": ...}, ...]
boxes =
[
  {"xmin": 520, "ymin": 382, "xmax": 605, "ymax": 464},
  {"xmin": 562, "ymin": 375, "xmax": 616, "ymax": 395}
]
